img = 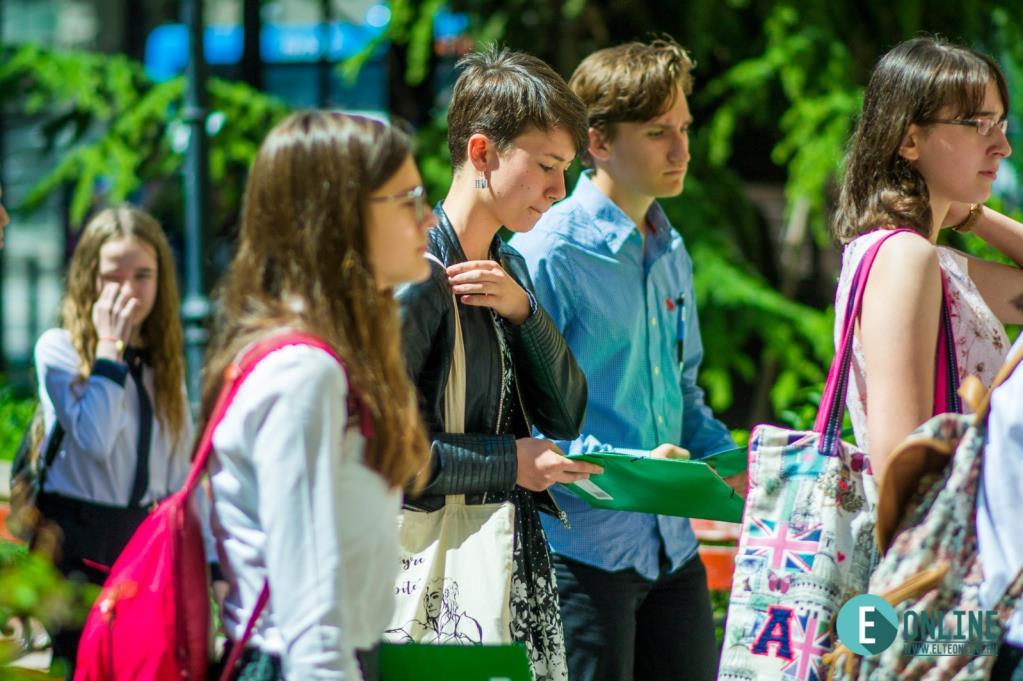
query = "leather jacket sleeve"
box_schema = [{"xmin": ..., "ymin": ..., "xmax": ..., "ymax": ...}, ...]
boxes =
[
  {"xmin": 419, "ymin": 433, "xmax": 517, "ymax": 497},
  {"xmin": 396, "ymin": 262, "xmax": 519, "ymax": 499},
  {"xmin": 505, "ymin": 255, "xmax": 588, "ymax": 441}
]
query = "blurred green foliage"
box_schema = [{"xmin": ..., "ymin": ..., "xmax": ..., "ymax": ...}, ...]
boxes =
[
  {"xmin": 0, "ymin": 385, "xmax": 35, "ymax": 463},
  {"xmin": 0, "ymin": 43, "xmax": 290, "ymax": 226},
  {"xmin": 428, "ymin": 0, "xmax": 1023, "ymax": 434},
  {"xmin": 0, "ymin": 541, "xmax": 97, "ymax": 676},
  {"xmin": 2, "ymin": 1, "xmax": 1023, "ymax": 436}
]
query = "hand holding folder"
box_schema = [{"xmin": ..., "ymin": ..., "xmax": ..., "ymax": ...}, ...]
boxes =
[{"xmin": 560, "ymin": 446, "xmax": 747, "ymax": 523}]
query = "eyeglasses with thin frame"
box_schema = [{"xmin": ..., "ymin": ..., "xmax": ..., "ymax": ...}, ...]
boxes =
[
  {"xmin": 368, "ymin": 185, "xmax": 430, "ymax": 225},
  {"xmin": 922, "ymin": 117, "xmax": 1009, "ymax": 137}
]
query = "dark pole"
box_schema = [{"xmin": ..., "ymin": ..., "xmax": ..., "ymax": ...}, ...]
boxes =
[
  {"xmin": 181, "ymin": 0, "xmax": 210, "ymax": 414},
  {"xmin": 319, "ymin": 0, "xmax": 331, "ymax": 106},
  {"xmin": 241, "ymin": 0, "xmax": 263, "ymax": 89},
  {"xmin": 0, "ymin": 0, "xmax": 6, "ymax": 373}
]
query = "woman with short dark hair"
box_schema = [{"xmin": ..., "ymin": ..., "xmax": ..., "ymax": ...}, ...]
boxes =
[{"xmin": 397, "ymin": 47, "xmax": 599, "ymax": 681}]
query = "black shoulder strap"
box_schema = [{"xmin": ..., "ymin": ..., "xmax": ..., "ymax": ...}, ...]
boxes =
[{"xmin": 36, "ymin": 420, "xmax": 65, "ymax": 492}]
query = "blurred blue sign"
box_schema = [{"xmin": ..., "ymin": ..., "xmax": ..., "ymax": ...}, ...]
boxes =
[{"xmin": 144, "ymin": 22, "xmax": 388, "ymax": 82}]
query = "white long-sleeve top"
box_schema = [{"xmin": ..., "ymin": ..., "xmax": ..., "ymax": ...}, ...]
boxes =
[
  {"xmin": 35, "ymin": 328, "xmax": 194, "ymax": 505},
  {"xmin": 977, "ymin": 333, "xmax": 1023, "ymax": 648},
  {"xmin": 209, "ymin": 343, "xmax": 401, "ymax": 679}
]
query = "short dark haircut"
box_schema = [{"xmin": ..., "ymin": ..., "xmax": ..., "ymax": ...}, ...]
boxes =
[
  {"xmin": 447, "ymin": 46, "xmax": 588, "ymax": 170},
  {"xmin": 569, "ymin": 38, "xmax": 696, "ymax": 165}
]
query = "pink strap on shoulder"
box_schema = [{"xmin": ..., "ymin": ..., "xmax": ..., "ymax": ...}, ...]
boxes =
[
  {"xmin": 814, "ymin": 229, "xmax": 959, "ymax": 453},
  {"xmin": 178, "ymin": 331, "xmax": 367, "ymax": 680},
  {"xmin": 183, "ymin": 331, "xmax": 371, "ymax": 493}
]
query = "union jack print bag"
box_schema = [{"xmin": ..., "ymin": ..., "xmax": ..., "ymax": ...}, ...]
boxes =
[
  {"xmin": 825, "ymin": 347, "xmax": 1023, "ymax": 680},
  {"xmin": 718, "ymin": 230, "xmax": 960, "ymax": 681}
]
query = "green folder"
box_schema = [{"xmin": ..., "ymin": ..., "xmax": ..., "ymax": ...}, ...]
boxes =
[
  {"xmin": 561, "ymin": 451, "xmax": 745, "ymax": 522},
  {"xmin": 701, "ymin": 445, "xmax": 748, "ymax": 479},
  {"xmin": 380, "ymin": 642, "xmax": 531, "ymax": 681}
]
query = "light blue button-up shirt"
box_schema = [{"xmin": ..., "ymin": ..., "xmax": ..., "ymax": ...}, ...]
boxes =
[{"xmin": 511, "ymin": 172, "xmax": 734, "ymax": 580}]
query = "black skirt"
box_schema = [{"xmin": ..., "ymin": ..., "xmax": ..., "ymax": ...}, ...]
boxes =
[{"xmin": 36, "ymin": 491, "xmax": 150, "ymax": 584}]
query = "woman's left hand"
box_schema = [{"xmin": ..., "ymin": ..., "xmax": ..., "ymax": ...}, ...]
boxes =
[{"xmin": 447, "ymin": 261, "xmax": 531, "ymax": 325}]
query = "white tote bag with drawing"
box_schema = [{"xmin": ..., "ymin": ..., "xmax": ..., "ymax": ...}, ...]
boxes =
[{"xmin": 384, "ymin": 255, "xmax": 516, "ymax": 645}]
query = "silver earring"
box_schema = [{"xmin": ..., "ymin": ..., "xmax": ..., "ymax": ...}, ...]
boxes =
[{"xmin": 475, "ymin": 171, "xmax": 488, "ymax": 190}]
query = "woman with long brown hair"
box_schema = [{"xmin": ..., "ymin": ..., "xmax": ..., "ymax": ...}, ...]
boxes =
[
  {"xmin": 203, "ymin": 110, "xmax": 432, "ymax": 680},
  {"xmin": 833, "ymin": 37, "xmax": 1023, "ymax": 476},
  {"xmin": 33, "ymin": 205, "xmax": 192, "ymax": 676},
  {"xmin": 832, "ymin": 37, "xmax": 1023, "ymax": 676}
]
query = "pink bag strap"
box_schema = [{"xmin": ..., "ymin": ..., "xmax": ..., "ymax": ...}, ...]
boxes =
[
  {"xmin": 177, "ymin": 331, "xmax": 370, "ymax": 681},
  {"xmin": 933, "ymin": 273, "xmax": 961, "ymax": 414},
  {"xmin": 814, "ymin": 229, "xmax": 960, "ymax": 455},
  {"xmin": 183, "ymin": 331, "xmax": 372, "ymax": 493},
  {"xmin": 218, "ymin": 582, "xmax": 270, "ymax": 681}
]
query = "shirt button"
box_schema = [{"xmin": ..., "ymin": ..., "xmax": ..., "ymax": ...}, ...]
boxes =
[
  {"xmin": 650, "ymin": 317, "xmax": 657, "ymax": 327},
  {"xmin": 657, "ymin": 415, "xmax": 664, "ymax": 424},
  {"xmin": 653, "ymin": 366, "xmax": 660, "ymax": 376}
]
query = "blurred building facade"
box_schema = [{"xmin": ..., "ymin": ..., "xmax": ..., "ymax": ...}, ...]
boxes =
[{"xmin": 0, "ymin": 0, "xmax": 464, "ymax": 378}]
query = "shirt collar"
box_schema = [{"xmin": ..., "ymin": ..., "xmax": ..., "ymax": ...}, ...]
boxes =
[{"xmin": 570, "ymin": 172, "xmax": 674, "ymax": 255}]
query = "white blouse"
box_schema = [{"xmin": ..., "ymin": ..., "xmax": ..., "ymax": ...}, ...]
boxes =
[
  {"xmin": 35, "ymin": 328, "xmax": 194, "ymax": 506},
  {"xmin": 977, "ymin": 333, "xmax": 1023, "ymax": 648},
  {"xmin": 209, "ymin": 343, "xmax": 401, "ymax": 680}
]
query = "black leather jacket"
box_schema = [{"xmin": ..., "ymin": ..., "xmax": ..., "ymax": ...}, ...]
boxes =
[{"xmin": 397, "ymin": 206, "xmax": 588, "ymax": 521}]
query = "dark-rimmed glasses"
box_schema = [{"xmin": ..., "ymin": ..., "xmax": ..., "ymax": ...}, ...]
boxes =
[
  {"xmin": 368, "ymin": 185, "xmax": 430, "ymax": 225},
  {"xmin": 922, "ymin": 117, "xmax": 1008, "ymax": 137}
]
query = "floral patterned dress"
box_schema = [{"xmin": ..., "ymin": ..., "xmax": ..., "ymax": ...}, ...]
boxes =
[{"xmin": 835, "ymin": 229, "xmax": 1009, "ymax": 451}]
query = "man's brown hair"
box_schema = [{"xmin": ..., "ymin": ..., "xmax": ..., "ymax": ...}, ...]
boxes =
[
  {"xmin": 447, "ymin": 46, "xmax": 587, "ymax": 170},
  {"xmin": 569, "ymin": 38, "xmax": 695, "ymax": 164}
]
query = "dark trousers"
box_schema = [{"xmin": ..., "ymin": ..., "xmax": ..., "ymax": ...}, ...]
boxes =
[
  {"xmin": 554, "ymin": 551, "xmax": 719, "ymax": 681},
  {"xmin": 992, "ymin": 642, "xmax": 1023, "ymax": 681},
  {"xmin": 36, "ymin": 492, "xmax": 149, "ymax": 679}
]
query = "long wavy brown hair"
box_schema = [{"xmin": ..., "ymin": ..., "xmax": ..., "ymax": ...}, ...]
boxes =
[
  {"xmin": 834, "ymin": 37, "xmax": 1009, "ymax": 242},
  {"xmin": 60, "ymin": 205, "xmax": 188, "ymax": 445},
  {"xmin": 201, "ymin": 111, "xmax": 429, "ymax": 489}
]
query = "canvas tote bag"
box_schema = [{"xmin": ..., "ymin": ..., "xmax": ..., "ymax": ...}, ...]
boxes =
[
  {"xmin": 718, "ymin": 229, "xmax": 961, "ymax": 681},
  {"xmin": 384, "ymin": 254, "xmax": 516, "ymax": 645},
  {"xmin": 824, "ymin": 346, "xmax": 1023, "ymax": 680}
]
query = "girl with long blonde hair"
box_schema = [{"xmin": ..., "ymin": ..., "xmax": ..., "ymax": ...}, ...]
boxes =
[{"xmin": 33, "ymin": 205, "xmax": 192, "ymax": 676}]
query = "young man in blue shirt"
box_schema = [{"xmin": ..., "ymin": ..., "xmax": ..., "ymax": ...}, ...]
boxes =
[{"xmin": 511, "ymin": 39, "xmax": 739, "ymax": 681}]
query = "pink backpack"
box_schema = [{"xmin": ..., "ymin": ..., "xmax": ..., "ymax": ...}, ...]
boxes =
[{"xmin": 74, "ymin": 332, "xmax": 367, "ymax": 681}]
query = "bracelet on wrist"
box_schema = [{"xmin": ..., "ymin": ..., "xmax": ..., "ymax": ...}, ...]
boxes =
[
  {"xmin": 98, "ymin": 335, "xmax": 125, "ymax": 354},
  {"xmin": 951, "ymin": 203, "xmax": 983, "ymax": 234}
]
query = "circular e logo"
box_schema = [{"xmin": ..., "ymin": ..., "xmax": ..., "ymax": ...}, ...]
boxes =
[{"xmin": 836, "ymin": 594, "xmax": 898, "ymax": 655}]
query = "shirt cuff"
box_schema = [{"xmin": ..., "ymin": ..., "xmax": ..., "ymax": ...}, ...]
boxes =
[{"xmin": 92, "ymin": 358, "xmax": 128, "ymax": 386}]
